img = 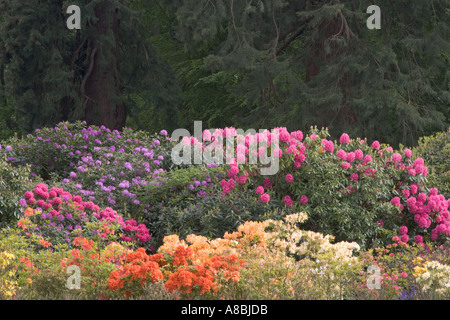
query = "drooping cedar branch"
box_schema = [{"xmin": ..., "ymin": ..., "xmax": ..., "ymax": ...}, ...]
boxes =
[{"xmin": 276, "ymin": 18, "xmax": 311, "ymax": 56}]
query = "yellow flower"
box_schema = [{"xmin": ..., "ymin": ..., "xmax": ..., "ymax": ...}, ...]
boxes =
[
  {"xmin": 413, "ymin": 257, "xmax": 423, "ymax": 264},
  {"xmin": 413, "ymin": 266, "xmax": 428, "ymax": 278}
]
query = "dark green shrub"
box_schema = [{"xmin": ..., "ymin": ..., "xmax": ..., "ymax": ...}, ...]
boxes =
[
  {"xmin": 146, "ymin": 187, "xmax": 295, "ymax": 249},
  {"xmin": 0, "ymin": 155, "xmax": 40, "ymax": 228},
  {"xmin": 412, "ymin": 129, "xmax": 449, "ymax": 198}
]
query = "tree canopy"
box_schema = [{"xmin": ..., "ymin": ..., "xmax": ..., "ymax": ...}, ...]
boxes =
[
  {"xmin": 0, "ymin": 0, "xmax": 449, "ymax": 146},
  {"xmin": 0, "ymin": 0, "xmax": 181, "ymax": 134},
  {"xmin": 154, "ymin": 0, "xmax": 449, "ymax": 147}
]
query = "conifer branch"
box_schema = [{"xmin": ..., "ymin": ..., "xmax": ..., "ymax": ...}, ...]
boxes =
[{"xmin": 80, "ymin": 47, "xmax": 97, "ymax": 96}]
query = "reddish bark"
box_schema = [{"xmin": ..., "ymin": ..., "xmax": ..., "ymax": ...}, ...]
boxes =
[{"xmin": 84, "ymin": 1, "xmax": 125, "ymax": 130}]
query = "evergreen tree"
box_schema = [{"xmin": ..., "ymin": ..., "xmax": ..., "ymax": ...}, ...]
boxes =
[
  {"xmin": 158, "ymin": 0, "xmax": 450, "ymax": 146},
  {"xmin": 0, "ymin": 0, "xmax": 181, "ymax": 134},
  {"xmin": 0, "ymin": 12, "xmax": 18, "ymax": 140}
]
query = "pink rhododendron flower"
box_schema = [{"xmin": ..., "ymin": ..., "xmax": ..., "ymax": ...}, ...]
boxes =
[
  {"xmin": 340, "ymin": 133, "xmax": 350, "ymax": 144},
  {"xmin": 404, "ymin": 149, "xmax": 412, "ymax": 158},
  {"xmin": 323, "ymin": 140, "xmax": 334, "ymax": 153},
  {"xmin": 256, "ymin": 186, "xmax": 264, "ymax": 194},
  {"xmin": 429, "ymin": 188, "xmax": 438, "ymax": 196},
  {"xmin": 279, "ymin": 131, "xmax": 291, "ymax": 142},
  {"xmin": 399, "ymin": 226, "xmax": 408, "ymax": 235},
  {"xmin": 391, "ymin": 197, "xmax": 401, "ymax": 207},
  {"xmin": 414, "ymin": 157, "xmax": 424, "ymax": 167},
  {"xmin": 363, "ymin": 155, "xmax": 372, "ymax": 163},
  {"xmin": 227, "ymin": 165, "xmax": 239, "ymax": 178},
  {"xmin": 371, "ymin": 141, "xmax": 380, "ymax": 149},
  {"xmin": 260, "ymin": 193, "xmax": 270, "ymax": 203},
  {"xmin": 354, "ymin": 149, "xmax": 363, "ymax": 160},
  {"xmin": 392, "ymin": 153, "xmax": 401, "ymax": 163},
  {"xmin": 406, "ymin": 197, "xmax": 416, "ymax": 208},
  {"xmin": 414, "ymin": 235, "xmax": 423, "ymax": 244},
  {"xmin": 341, "ymin": 162, "xmax": 351, "ymax": 170},
  {"xmin": 285, "ymin": 174, "xmax": 294, "ymax": 183},
  {"xmin": 292, "ymin": 130, "xmax": 303, "ymax": 141},
  {"xmin": 402, "ymin": 189, "xmax": 410, "ymax": 198},
  {"xmin": 417, "ymin": 192, "xmax": 427, "ymax": 203},
  {"xmin": 295, "ymin": 153, "xmax": 306, "ymax": 163},
  {"xmin": 300, "ymin": 195, "xmax": 308, "ymax": 205},
  {"xmin": 337, "ymin": 149, "xmax": 347, "ymax": 160},
  {"xmin": 283, "ymin": 195, "xmax": 293, "ymax": 207},
  {"xmin": 274, "ymin": 147, "xmax": 282, "ymax": 158},
  {"xmin": 264, "ymin": 178, "xmax": 272, "ymax": 188},
  {"xmin": 350, "ymin": 173, "xmax": 359, "ymax": 181},
  {"xmin": 346, "ymin": 152, "xmax": 355, "ymax": 162},
  {"xmin": 237, "ymin": 175, "xmax": 247, "ymax": 184}
]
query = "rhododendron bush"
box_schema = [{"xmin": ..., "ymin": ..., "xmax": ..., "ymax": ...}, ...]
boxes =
[
  {"xmin": 0, "ymin": 122, "xmax": 449, "ymax": 300},
  {"xmin": 206, "ymin": 126, "xmax": 449, "ymax": 249},
  {"xmin": 16, "ymin": 183, "xmax": 150, "ymax": 250},
  {"xmin": 2, "ymin": 121, "xmax": 175, "ymax": 223}
]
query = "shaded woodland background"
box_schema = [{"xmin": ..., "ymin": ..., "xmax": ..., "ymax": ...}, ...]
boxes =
[{"xmin": 0, "ymin": 0, "xmax": 449, "ymax": 147}]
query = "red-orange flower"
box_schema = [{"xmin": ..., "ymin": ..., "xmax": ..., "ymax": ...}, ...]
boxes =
[
  {"xmin": 172, "ymin": 246, "xmax": 193, "ymax": 266},
  {"xmin": 73, "ymin": 237, "xmax": 94, "ymax": 251},
  {"xmin": 17, "ymin": 218, "xmax": 28, "ymax": 230},
  {"xmin": 40, "ymin": 239, "xmax": 52, "ymax": 248},
  {"xmin": 24, "ymin": 207, "xmax": 34, "ymax": 217},
  {"xmin": 107, "ymin": 247, "xmax": 164, "ymax": 297}
]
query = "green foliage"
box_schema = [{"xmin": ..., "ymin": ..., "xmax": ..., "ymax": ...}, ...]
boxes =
[
  {"xmin": 157, "ymin": 0, "xmax": 450, "ymax": 147},
  {"xmin": 0, "ymin": 227, "xmax": 118, "ymax": 300},
  {"xmin": 412, "ymin": 128, "xmax": 449, "ymax": 198},
  {"xmin": 413, "ymin": 129, "xmax": 450, "ymax": 175},
  {"xmin": 0, "ymin": 70, "xmax": 18, "ymax": 141},
  {"xmin": 3, "ymin": 121, "xmax": 88, "ymax": 180},
  {"xmin": 0, "ymin": 155, "xmax": 38, "ymax": 228},
  {"xmin": 147, "ymin": 187, "xmax": 294, "ymax": 249},
  {"xmin": 0, "ymin": 0, "xmax": 79, "ymax": 133},
  {"xmin": 0, "ymin": 0, "xmax": 182, "ymax": 134}
]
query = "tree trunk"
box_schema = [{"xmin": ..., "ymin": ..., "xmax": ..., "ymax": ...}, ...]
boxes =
[
  {"xmin": 84, "ymin": 1, "xmax": 125, "ymax": 130},
  {"xmin": 305, "ymin": 13, "xmax": 356, "ymax": 128}
]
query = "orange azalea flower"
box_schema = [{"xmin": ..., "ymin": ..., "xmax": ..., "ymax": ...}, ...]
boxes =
[
  {"xmin": 90, "ymin": 253, "xmax": 100, "ymax": 260},
  {"xmin": 17, "ymin": 218, "xmax": 28, "ymax": 230},
  {"xmin": 107, "ymin": 248, "xmax": 164, "ymax": 297},
  {"xmin": 148, "ymin": 253, "xmax": 166, "ymax": 266},
  {"xmin": 24, "ymin": 207, "xmax": 34, "ymax": 217},
  {"xmin": 72, "ymin": 237, "xmax": 94, "ymax": 251},
  {"xmin": 40, "ymin": 239, "xmax": 52, "ymax": 248},
  {"xmin": 172, "ymin": 246, "xmax": 193, "ymax": 266},
  {"xmin": 60, "ymin": 258, "xmax": 68, "ymax": 267},
  {"xmin": 20, "ymin": 256, "xmax": 33, "ymax": 269}
]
